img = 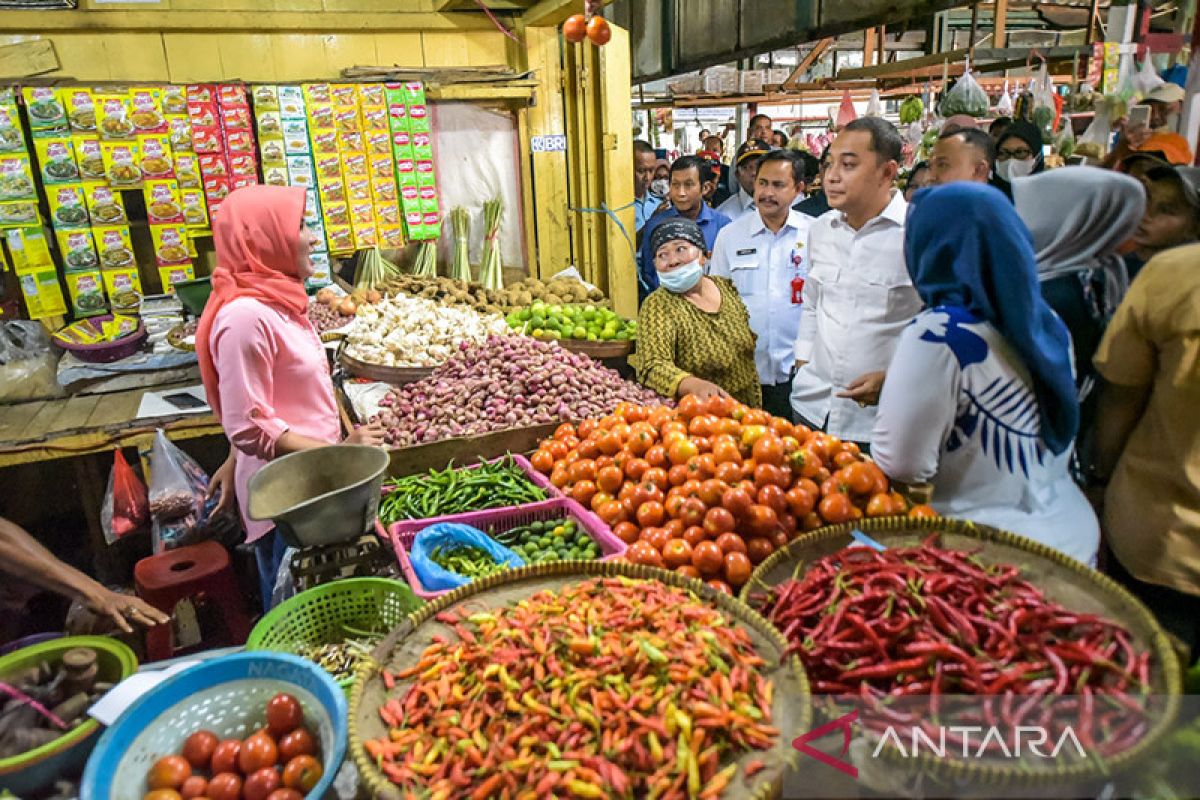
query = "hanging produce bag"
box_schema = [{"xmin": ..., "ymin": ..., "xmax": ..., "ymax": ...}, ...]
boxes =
[
  {"xmin": 834, "ymin": 90, "xmax": 858, "ymax": 128},
  {"xmin": 409, "ymin": 522, "xmax": 524, "ymax": 591},
  {"xmin": 101, "ymin": 449, "xmax": 149, "ymax": 544},
  {"xmin": 1030, "ymin": 61, "xmax": 1058, "ymax": 138},
  {"xmin": 865, "ymin": 89, "xmax": 883, "ymax": 117},
  {"xmin": 1134, "ymin": 55, "xmax": 1166, "ymax": 97},
  {"xmin": 996, "ymin": 80, "xmax": 1014, "ymax": 116},
  {"xmin": 938, "ymin": 62, "xmax": 989, "ymax": 118},
  {"xmin": 899, "ymin": 96, "xmax": 924, "ymax": 125},
  {"xmin": 147, "ymin": 429, "xmax": 212, "ymax": 552}
]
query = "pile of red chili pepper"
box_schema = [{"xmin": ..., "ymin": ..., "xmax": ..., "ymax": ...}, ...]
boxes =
[
  {"xmin": 749, "ymin": 534, "xmax": 1154, "ymax": 757},
  {"xmin": 364, "ymin": 577, "xmax": 780, "ymax": 799}
]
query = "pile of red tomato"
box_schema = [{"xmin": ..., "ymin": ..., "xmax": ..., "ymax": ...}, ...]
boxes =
[
  {"xmin": 141, "ymin": 693, "xmax": 323, "ymax": 800},
  {"xmin": 529, "ymin": 397, "xmax": 934, "ymax": 595}
]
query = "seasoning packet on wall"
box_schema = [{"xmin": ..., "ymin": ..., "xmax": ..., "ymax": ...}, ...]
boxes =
[
  {"xmin": 46, "ymin": 184, "xmax": 90, "ymax": 229},
  {"xmin": 145, "ymin": 180, "xmax": 184, "ymax": 225},
  {"xmin": 303, "ymin": 83, "xmax": 331, "ymax": 106},
  {"xmin": 74, "ymin": 137, "xmax": 105, "ymax": 181},
  {"xmin": 86, "ymin": 184, "xmax": 128, "ymax": 226},
  {"xmin": 100, "ymin": 140, "xmax": 142, "ymax": 188},
  {"xmin": 63, "ymin": 88, "xmax": 97, "ymax": 135},
  {"xmin": 162, "ymin": 86, "xmax": 188, "ymax": 116},
  {"xmin": 138, "ymin": 134, "xmax": 175, "ymax": 180},
  {"xmin": 158, "ymin": 264, "xmax": 195, "ymax": 294},
  {"xmin": 57, "ymin": 228, "xmax": 99, "ymax": 271},
  {"xmin": 168, "ymin": 117, "xmax": 193, "ymax": 153},
  {"xmin": 129, "ymin": 88, "xmax": 167, "ymax": 134},
  {"xmin": 95, "ymin": 225, "xmax": 136, "ymax": 270},
  {"xmin": 0, "ymin": 155, "xmax": 36, "ymax": 200},
  {"xmin": 181, "ymin": 189, "xmax": 209, "ymax": 228},
  {"xmin": 18, "ymin": 268, "xmax": 67, "ymax": 319},
  {"xmin": 277, "ymin": 86, "xmax": 305, "ymax": 119},
  {"xmin": 0, "ymin": 104, "xmax": 26, "ymax": 154},
  {"xmin": 34, "ymin": 137, "xmax": 81, "ymax": 185},
  {"xmin": 0, "ymin": 201, "xmax": 40, "ymax": 228},
  {"xmin": 5, "ymin": 226, "xmax": 54, "ymax": 271},
  {"xmin": 64, "ymin": 268, "xmax": 108, "ymax": 317},
  {"xmin": 151, "ymin": 224, "xmax": 190, "ymax": 266},
  {"xmin": 252, "ymin": 85, "xmax": 280, "ymax": 112},
  {"xmin": 379, "ymin": 223, "xmax": 405, "ymax": 249},
  {"xmin": 175, "ymin": 153, "xmax": 200, "ymax": 188},
  {"xmin": 331, "ymin": 84, "xmax": 357, "ymax": 107},
  {"xmin": 263, "ymin": 165, "xmax": 288, "ymax": 187},
  {"xmin": 283, "ymin": 119, "xmax": 310, "ymax": 155},
  {"xmin": 102, "ymin": 265, "xmax": 142, "ymax": 298},
  {"xmin": 23, "ymin": 87, "xmax": 68, "ymax": 137},
  {"xmin": 95, "ymin": 92, "xmax": 134, "ymax": 141}
]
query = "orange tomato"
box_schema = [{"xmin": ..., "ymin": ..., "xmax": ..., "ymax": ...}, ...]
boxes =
[
  {"xmin": 695, "ymin": 453, "xmax": 717, "ymax": 479},
  {"xmin": 745, "ymin": 537, "xmax": 775, "ymax": 565},
  {"xmin": 554, "ymin": 422, "xmax": 577, "ymax": 440},
  {"xmin": 715, "ymin": 417, "xmax": 742, "ymax": 437},
  {"xmin": 647, "ymin": 405, "xmax": 674, "ymax": 427},
  {"xmin": 577, "ymin": 418, "xmax": 598, "ymax": 439},
  {"xmin": 692, "ymin": 541, "xmax": 724, "ymax": 576},
  {"xmin": 624, "ymin": 458, "xmax": 651, "ymax": 482},
  {"xmin": 704, "ymin": 394, "xmax": 732, "ymax": 418},
  {"xmin": 751, "ymin": 435, "xmax": 785, "ymax": 467},
  {"xmin": 626, "ymin": 430, "xmax": 654, "ymax": 456},
  {"xmin": 643, "ymin": 467, "xmax": 669, "ymax": 491},
  {"xmin": 641, "ymin": 526, "xmax": 671, "ymax": 552},
  {"xmin": 667, "ymin": 438, "xmax": 699, "ymax": 466},
  {"xmin": 530, "ymin": 449, "xmax": 555, "ymax": 474},
  {"xmin": 568, "ymin": 459, "xmax": 596, "ymax": 484},
  {"xmin": 676, "ymin": 565, "xmax": 702, "ymax": 580},
  {"xmin": 613, "ymin": 521, "xmax": 640, "ymax": 544},
  {"xmin": 281, "ymin": 756, "xmax": 323, "ymax": 793},
  {"xmin": 720, "ymin": 486, "xmax": 753, "ymax": 520},
  {"xmin": 663, "ymin": 518, "xmax": 685, "ymax": 538},
  {"xmin": 596, "ymin": 433, "xmax": 622, "ymax": 456},
  {"xmin": 801, "ymin": 511, "xmax": 824, "ymax": 531},
  {"xmin": 785, "ymin": 485, "xmax": 816, "ymax": 517},
  {"xmin": 702, "ymin": 506, "xmax": 736, "ymax": 537},
  {"xmin": 714, "ymin": 461, "xmax": 743, "ymax": 485},
  {"xmin": 754, "ymin": 463, "xmax": 790, "ymax": 489},
  {"xmin": 207, "ymin": 776, "xmax": 242, "ymax": 800},
  {"xmin": 715, "ymin": 532, "xmax": 747, "ymax": 554},
  {"xmin": 833, "ymin": 449, "xmax": 859, "ymax": 468},
  {"xmin": 682, "ymin": 525, "xmax": 708, "ymax": 548},
  {"xmin": 818, "ymin": 492, "xmax": 855, "ymax": 523},
  {"xmin": 562, "ymin": 13, "xmax": 587, "ymax": 42},
  {"xmin": 741, "ymin": 425, "xmax": 769, "ymax": 448},
  {"xmin": 687, "ymin": 414, "xmax": 715, "ymax": 437},
  {"xmin": 636, "ymin": 501, "xmax": 666, "ymax": 528},
  {"xmin": 866, "ymin": 492, "xmax": 897, "ymax": 517},
  {"xmin": 662, "ymin": 538, "xmax": 694, "ymax": 569},
  {"xmin": 148, "ymin": 756, "xmax": 192, "ymax": 791},
  {"xmin": 632, "ymin": 481, "xmax": 664, "ymax": 508},
  {"xmin": 842, "ymin": 461, "xmax": 875, "ymax": 495},
  {"xmin": 723, "ymin": 551, "xmax": 753, "ymax": 587},
  {"xmin": 706, "ymin": 579, "xmax": 734, "ymax": 595},
  {"xmin": 908, "ymin": 504, "xmax": 938, "ymax": 519},
  {"xmin": 747, "ymin": 504, "xmax": 779, "ymax": 537},
  {"xmin": 788, "ymin": 447, "xmax": 823, "ymax": 479},
  {"xmin": 546, "ymin": 440, "xmax": 570, "ymax": 460},
  {"xmin": 711, "ymin": 435, "xmax": 741, "ymax": 464},
  {"xmin": 595, "ymin": 465, "xmax": 623, "ymax": 493},
  {"xmin": 757, "ymin": 484, "xmax": 788, "ymax": 516},
  {"xmin": 596, "ymin": 499, "xmax": 627, "ymax": 526},
  {"xmin": 676, "ymin": 395, "xmax": 702, "ymax": 420},
  {"xmin": 678, "ymin": 498, "xmax": 707, "ymax": 527},
  {"xmin": 667, "ymin": 464, "xmax": 690, "ymax": 487},
  {"xmin": 645, "ymin": 444, "xmax": 668, "ymax": 468},
  {"xmin": 570, "ymin": 480, "xmax": 597, "ymax": 507},
  {"xmin": 698, "ymin": 478, "xmax": 727, "ymax": 507},
  {"xmin": 664, "ymin": 493, "xmax": 686, "ymax": 520},
  {"xmin": 180, "ymin": 777, "xmax": 208, "ymax": 800}
]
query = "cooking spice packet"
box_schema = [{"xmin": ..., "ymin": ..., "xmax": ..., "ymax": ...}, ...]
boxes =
[
  {"xmin": 198, "ymin": 153, "xmax": 229, "ymax": 178},
  {"xmin": 307, "ymin": 103, "xmax": 335, "ymax": 131},
  {"xmin": 229, "ymin": 152, "xmax": 258, "ymax": 178},
  {"xmin": 162, "ymin": 86, "xmax": 188, "ymax": 116},
  {"xmin": 18, "ymin": 268, "xmax": 67, "ymax": 320},
  {"xmin": 334, "ymin": 107, "xmax": 361, "ymax": 134},
  {"xmin": 305, "ymin": 252, "xmax": 332, "ymax": 290},
  {"xmin": 158, "ymin": 264, "xmax": 195, "ymax": 294},
  {"xmin": 222, "ymin": 105, "xmax": 253, "ymax": 133},
  {"xmin": 218, "ymin": 84, "xmax": 249, "ymax": 108},
  {"xmin": 187, "ymin": 84, "xmax": 215, "ymax": 104},
  {"xmin": 102, "ymin": 265, "xmax": 142, "ymax": 298},
  {"xmin": 187, "ymin": 100, "xmax": 218, "ymax": 129},
  {"xmin": 283, "ymin": 119, "xmax": 310, "ymax": 154},
  {"xmin": 366, "ymin": 131, "xmax": 391, "ymax": 156},
  {"xmin": 361, "ymin": 106, "xmax": 389, "ymax": 132},
  {"xmin": 338, "ymin": 130, "xmax": 364, "ymax": 154},
  {"xmin": 259, "ymin": 136, "xmax": 286, "ymax": 166},
  {"xmin": 331, "ymin": 84, "xmax": 357, "ymax": 107},
  {"xmin": 418, "ymin": 184, "xmax": 439, "ymax": 214},
  {"xmin": 350, "ymin": 201, "xmax": 374, "ymax": 227},
  {"xmin": 0, "ymin": 155, "xmax": 36, "ymax": 201},
  {"xmin": 47, "ymin": 184, "xmax": 90, "ymax": 230},
  {"xmin": 342, "ymin": 152, "xmax": 368, "ymax": 177},
  {"xmin": 408, "ymin": 103, "xmax": 431, "ymax": 134},
  {"xmin": 95, "ymin": 92, "xmax": 134, "ymax": 141},
  {"xmin": 151, "ymin": 224, "xmax": 190, "ymax": 266},
  {"xmin": 5, "ymin": 226, "xmax": 54, "ymax": 272},
  {"xmin": 74, "ymin": 137, "xmax": 106, "ymax": 181},
  {"xmin": 375, "ymin": 202, "xmax": 401, "ymax": 226},
  {"xmin": 23, "ymin": 87, "xmax": 68, "ymax": 136},
  {"xmin": 315, "ymin": 153, "xmax": 344, "ymax": 181},
  {"xmin": 319, "ymin": 175, "xmax": 346, "ymax": 205},
  {"xmin": 262, "ymin": 165, "xmax": 288, "ymax": 187},
  {"xmin": 65, "ymin": 269, "xmax": 108, "ymax": 317},
  {"xmin": 347, "ymin": 177, "xmax": 371, "ymax": 203},
  {"xmin": 102, "ymin": 314, "xmax": 139, "ymax": 340},
  {"xmin": 138, "ymin": 134, "xmax": 175, "ymax": 179},
  {"xmin": 358, "ymin": 84, "xmax": 386, "ymax": 106},
  {"xmin": 144, "ymin": 180, "xmax": 184, "ymax": 225},
  {"xmin": 85, "ymin": 184, "xmax": 128, "ymax": 226},
  {"xmin": 286, "ymin": 155, "xmax": 315, "ymax": 186},
  {"xmin": 321, "ymin": 201, "xmax": 349, "ymax": 228},
  {"xmin": 302, "ymin": 189, "xmax": 322, "ymax": 225},
  {"xmin": 232, "ymin": 174, "xmax": 257, "ymax": 191},
  {"xmin": 56, "ymin": 229, "xmax": 99, "ymax": 271},
  {"xmin": 129, "ymin": 88, "xmax": 167, "ymax": 134},
  {"xmin": 34, "ymin": 138, "xmax": 81, "ymax": 185},
  {"xmin": 411, "ymin": 131, "xmax": 433, "ymax": 160},
  {"xmin": 94, "ymin": 225, "xmax": 136, "ymax": 270},
  {"xmin": 415, "ymin": 159, "xmax": 436, "ymax": 187},
  {"xmin": 175, "ymin": 153, "xmax": 201, "ymax": 189},
  {"xmin": 100, "ymin": 140, "xmax": 142, "ymax": 188},
  {"xmin": 352, "ymin": 223, "xmax": 377, "ymax": 249},
  {"xmin": 370, "ymin": 154, "xmax": 395, "ymax": 181},
  {"xmin": 311, "ymin": 129, "xmax": 338, "ymax": 156},
  {"xmin": 256, "ymin": 111, "xmax": 283, "ymax": 139},
  {"xmin": 303, "ymin": 83, "xmax": 332, "ymax": 106},
  {"xmin": 379, "ymin": 223, "xmax": 405, "ymax": 249},
  {"xmin": 0, "ymin": 104, "xmax": 26, "ymax": 154},
  {"xmin": 277, "ymin": 86, "xmax": 305, "ymax": 119},
  {"xmin": 191, "ymin": 126, "xmax": 222, "ymax": 154},
  {"xmin": 326, "ymin": 224, "xmax": 353, "ymax": 254},
  {"xmin": 168, "ymin": 117, "xmax": 193, "ymax": 153},
  {"xmin": 225, "ymin": 131, "xmax": 255, "ymax": 154},
  {"xmin": 371, "ymin": 176, "xmax": 397, "ymax": 204},
  {"xmin": 251, "ymin": 85, "xmax": 280, "ymax": 112},
  {"xmin": 386, "ymin": 103, "xmax": 409, "ymax": 134},
  {"xmin": 181, "ymin": 189, "xmax": 209, "ymax": 228},
  {"xmin": 63, "ymin": 88, "xmax": 97, "ymax": 135},
  {"xmin": 204, "ymin": 174, "xmax": 232, "ymax": 205},
  {"xmin": 0, "ymin": 200, "xmax": 40, "ymax": 229},
  {"xmin": 394, "ymin": 156, "xmax": 417, "ymax": 187}
]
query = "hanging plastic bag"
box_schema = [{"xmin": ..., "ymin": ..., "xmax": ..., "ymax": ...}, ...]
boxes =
[
  {"xmin": 1030, "ymin": 61, "xmax": 1058, "ymax": 138},
  {"xmin": 1134, "ymin": 55, "xmax": 1165, "ymax": 97},
  {"xmin": 101, "ymin": 449, "xmax": 149, "ymax": 544},
  {"xmin": 939, "ymin": 62, "xmax": 989, "ymax": 118},
  {"xmin": 996, "ymin": 80, "xmax": 1014, "ymax": 116},
  {"xmin": 147, "ymin": 429, "xmax": 212, "ymax": 552},
  {"xmin": 1054, "ymin": 117, "xmax": 1077, "ymax": 159},
  {"xmin": 409, "ymin": 522, "xmax": 524, "ymax": 592},
  {"xmin": 1068, "ymin": 82, "xmax": 1097, "ymax": 113},
  {"xmin": 865, "ymin": 88, "xmax": 883, "ymax": 117},
  {"xmin": 835, "ymin": 90, "xmax": 858, "ymax": 128}
]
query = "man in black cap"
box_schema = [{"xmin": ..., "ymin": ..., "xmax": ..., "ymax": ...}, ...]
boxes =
[
  {"xmin": 717, "ymin": 138, "xmax": 772, "ymax": 220},
  {"xmin": 793, "ymin": 146, "xmax": 832, "ymax": 218}
]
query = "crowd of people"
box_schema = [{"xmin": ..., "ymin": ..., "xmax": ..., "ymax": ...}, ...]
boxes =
[{"xmin": 632, "ymin": 107, "xmax": 1200, "ymax": 657}]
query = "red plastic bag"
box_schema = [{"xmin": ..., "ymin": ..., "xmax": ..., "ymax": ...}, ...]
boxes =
[
  {"xmin": 836, "ymin": 90, "xmax": 858, "ymax": 129},
  {"xmin": 101, "ymin": 449, "xmax": 149, "ymax": 544}
]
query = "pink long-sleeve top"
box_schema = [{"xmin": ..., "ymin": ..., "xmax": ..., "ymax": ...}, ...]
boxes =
[{"xmin": 210, "ymin": 297, "xmax": 341, "ymax": 542}]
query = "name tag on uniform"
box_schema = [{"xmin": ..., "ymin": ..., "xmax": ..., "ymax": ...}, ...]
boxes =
[{"xmin": 732, "ymin": 247, "xmax": 758, "ymax": 270}]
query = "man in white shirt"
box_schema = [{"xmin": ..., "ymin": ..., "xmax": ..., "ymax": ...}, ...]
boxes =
[
  {"xmin": 709, "ymin": 149, "xmax": 811, "ymax": 419},
  {"xmin": 791, "ymin": 117, "xmax": 923, "ymax": 445},
  {"xmin": 717, "ymin": 138, "xmax": 772, "ymax": 220}
]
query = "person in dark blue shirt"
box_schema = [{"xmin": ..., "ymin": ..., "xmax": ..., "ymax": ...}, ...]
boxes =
[
  {"xmin": 793, "ymin": 146, "xmax": 831, "ymax": 218},
  {"xmin": 639, "ymin": 156, "xmax": 732, "ymax": 301}
]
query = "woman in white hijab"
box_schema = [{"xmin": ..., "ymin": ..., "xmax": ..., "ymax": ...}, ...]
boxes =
[{"xmin": 1012, "ymin": 167, "xmax": 1145, "ymax": 390}]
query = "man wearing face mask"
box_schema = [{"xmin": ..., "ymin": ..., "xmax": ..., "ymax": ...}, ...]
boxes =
[
  {"xmin": 709, "ymin": 150, "xmax": 811, "ymax": 419},
  {"xmin": 638, "ymin": 156, "xmax": 732, "ymax": 300},
  {"xmin": 635, "ymin": 219, "xmax": 761, "ymax": 406},
  {"xmin": 990, "ymin": 120, "xmax": 1044, "ymax": 199},
  {"xmin": 790, "ymin": 117, "xmax": 922, "ymax": 446}
]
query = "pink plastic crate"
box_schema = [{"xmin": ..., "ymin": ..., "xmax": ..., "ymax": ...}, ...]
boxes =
[
  {"xmin": 373, "ymin": 453, "xmax": 561, "ymax": 539},
  {"xmin": 388, "ymin": 497, "xmax": 628, "ymax": 599}
]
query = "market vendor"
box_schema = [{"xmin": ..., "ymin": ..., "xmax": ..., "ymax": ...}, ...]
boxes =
[
  {"xmin": 871, "ymin": 183, "xmax": 1099, "ymax": 566},
  {"xmin": 990, "ymin": 120, "xmax": 1044, "ymax": 198},
  {"xmin": 635, "ymin": 218, "xmax": 761, "ymax": 406},
  {"xmin": 0, "ymin": 516, "xmax": 169, "ymax": 634},
  {"xmin": 197, "ymin": 185, "xmax": 385, "ymax": 610}
]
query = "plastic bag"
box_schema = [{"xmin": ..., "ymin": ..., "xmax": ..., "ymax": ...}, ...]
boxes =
[
  {"xmin": 996, "ymin": 80, "xmax": 1014, "ymax": 116},
  {"xmin": 1030, "ymin": 62, "xmax": 1058, "ymax": 138},
  {"xmin": 865, "ymin": 88, "xmax": 883, "ymax": 117},
  {"xmin": 147, "ymin": 429, "xmax": 211, "ymax": 552},
  {"xmin": 1054, "ymin": 117, "xmax": 1077, "ymax": 159},
  {"xmin": 835, "ymin": 90, "xmax": 858, "ymax": 128},
  {"xmin": 409, "ymin": 522, "xmax": 524, "ymax": 592},
  {"xmin": 939, "ymin": 64, "xmax": 989, "ymax": 118},
  {"xmin": 1134, "ymin": 55, "xmax": 1165, "ymax": 97},
  {"xmin": 101, "ymin": 449, "xmax": 149, "ymax": 544},
  {"xmin": 0, "ymin": 321, "xmax": 64, "ymax": 404}
]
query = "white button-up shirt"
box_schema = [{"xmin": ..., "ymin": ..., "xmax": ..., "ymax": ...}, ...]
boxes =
[
  {"xmin": 790, "ymin": 190, "xmax": 921, "ymax": 442},
  {"xmin": 709, "ymin": 208, "xmax": 812, "ymax": 385},
  {"xmin": 716, "ymin": 188, "xmax": 755, "ymax": 220}
]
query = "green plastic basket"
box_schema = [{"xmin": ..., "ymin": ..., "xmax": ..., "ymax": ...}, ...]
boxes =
[
  {"xmin": 0, "ymin": 635, "xmax": 138, "ymax": 795},
  {"xmin": 245, "ymin": 578, "xmax": 423, "ymax": 693}
]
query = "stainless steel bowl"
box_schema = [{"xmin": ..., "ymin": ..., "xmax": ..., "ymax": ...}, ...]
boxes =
[{"xmin": 247, "ymin": 445, "xmax": 389, "ymax": 548}]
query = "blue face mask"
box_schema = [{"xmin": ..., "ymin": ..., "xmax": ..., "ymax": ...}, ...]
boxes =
[{"xmin": 658, "ymin": 258, "xmax": 703, "ymax": 293}]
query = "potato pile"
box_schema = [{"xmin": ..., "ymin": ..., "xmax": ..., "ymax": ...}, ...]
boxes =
[{"xmin": 381, "ymin": 275, "xmax": 608, "ymax": 316}]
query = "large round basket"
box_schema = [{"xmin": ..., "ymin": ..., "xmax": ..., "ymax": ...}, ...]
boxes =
[
  {"xmin": 81, "ymin": 653, "xmax": 346, "ymax": 800},
  {"xmin": 555, "ymin": 337, "xmax": 634, "ymax": 359},
  {"xmin": 339, "ymin": 351, "xmax": 435, "ymax": 385},
  {"xmin": 742, "ymin": 516, "xmax": 1183, "ymax": 792},
  {"xmin": 245, "ymin": 577, "xmax": 425, "ymax": 695},
  {"xmin": 349, "ymin": 560, "xmax": 811, "ymax": 800},
  {"xmin": 0, "ymin": 636, "xmax": 137, "ymax": 795}
]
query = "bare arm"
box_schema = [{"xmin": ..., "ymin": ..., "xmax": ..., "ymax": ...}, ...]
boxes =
[{"xmin": 0, "ymin": 517, "xmax": 169, "ymax": 633}]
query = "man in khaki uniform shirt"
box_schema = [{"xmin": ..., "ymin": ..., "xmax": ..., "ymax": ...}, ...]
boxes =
[{"xmin": 1094, "ymin": 242, "xmax": 1200, "ymax": 656}]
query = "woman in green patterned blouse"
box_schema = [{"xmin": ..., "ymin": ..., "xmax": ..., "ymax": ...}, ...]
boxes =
[{"xmin": 636, "ymin": 219, "xmax": 762, "ymax": 407}]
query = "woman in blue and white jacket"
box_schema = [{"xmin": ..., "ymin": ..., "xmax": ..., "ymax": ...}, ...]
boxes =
[{"xmin": 871, "ymin": 182, "xmax": 1099, "ymax": 566}]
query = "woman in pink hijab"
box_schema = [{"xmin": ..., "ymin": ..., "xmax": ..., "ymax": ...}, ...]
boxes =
[{"xmin": 196, "ymin": 185, "xmax": 383, "ymax": 608}]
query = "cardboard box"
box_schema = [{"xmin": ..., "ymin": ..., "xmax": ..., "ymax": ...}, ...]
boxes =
[
  {"xmin": 63, "ymin": 268, "xmax": 107, "ymax": 317},
  {"xmin": 56, "ymin": 228, "xmax": 98, "ymax": 271},
  {"xmin": 46, "ymin": 183, "xmax": 89, "ymax": 230},
  {"xmin": 84, "ymin": 184, "xmax": 127, "ymax": 226},
  {"xmin": 18, "ymin": 268, "xmax": 67, "ymax": 319}
]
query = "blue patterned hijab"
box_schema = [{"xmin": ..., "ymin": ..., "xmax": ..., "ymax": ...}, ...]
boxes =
[{"xmin": 904, "ymin": 183, "xmax": 1078, "ymax": 455}]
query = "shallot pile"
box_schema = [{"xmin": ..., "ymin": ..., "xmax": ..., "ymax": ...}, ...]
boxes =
[{"xmin": 373, "ymin": 336, "xmax": 665, "ymax": 446}]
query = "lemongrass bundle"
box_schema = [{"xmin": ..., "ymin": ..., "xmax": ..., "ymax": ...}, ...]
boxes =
[
  {"xmin": 477, "ymin": 197, "xmax": 504, "ymax": 291},
  {"xmin": 450, "ymin": 207, "xmax": 471, "ymax": 283}
]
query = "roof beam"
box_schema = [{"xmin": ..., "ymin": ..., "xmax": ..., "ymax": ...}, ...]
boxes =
[
  {"xmin": 782, "ymin": 38, "xmax": 834, "ymax": 89},
  {"xmin": 0, "ymin": 10, "xmax": 495, "ymax": 32}
]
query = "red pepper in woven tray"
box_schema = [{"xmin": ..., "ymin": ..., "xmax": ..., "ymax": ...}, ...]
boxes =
[
  {"xmin": 364, "ymin": 577, "xmax": 781, "ymax": 798},
  {"xmin": 748, "ymin": 533, "xmax": 1156, "ymax": 757}
]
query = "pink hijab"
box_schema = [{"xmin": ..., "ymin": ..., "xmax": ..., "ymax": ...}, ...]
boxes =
[{"xmin": 195, "ymin": 185, "xmax": 309, "ymax": 420}]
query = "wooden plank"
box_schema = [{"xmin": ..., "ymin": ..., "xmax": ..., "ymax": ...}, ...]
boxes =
[
  {"xmin": 386, "ymin": 422, "xmax": 559, "ymax": 478},
  {"xmin": 522, "ymin": 26, "xmax": 572, "ymax": 281},
  {"xmin": 0, "ymin": 10, "xmax": 496, "ymax": 32},
  {"xmin": 217, "ymin": 34, "xmax": 279, "ymax": 82},
  {"xmin": 993, "ymin": 0, "xmax": 1008, "ymax": 49},
  {"xmin": 862, "ymin": 27, "xmax": 878, "ymax": 68},
  {"xmin": 597, "ymin": 22, "xmax": 636, "ymax": 319},
  {"xmin": 426, "ymin": 84, "xmax": 535, "ymax": 102},
  {"xmin": 0, "ymin": 400, "xmax": 46, "ymax": 443},
  {"xmin": 84, "ymin": 390, "xmax": 145, "ymax": 429},
  {"xmin": 0, "ymin": 39, "xmax": 59, "ymax": 79},
  {"xmin": 782, "ymin": 38, "xmax": 833, "ymax": 89},
  {"xmin": 47, "ymin": 394, "xmax": 103, "ymax": 435},
  {"xmin": 837, "ymin": 47, "xmax": 967, "ymax": 80}
]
